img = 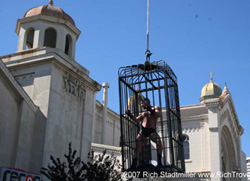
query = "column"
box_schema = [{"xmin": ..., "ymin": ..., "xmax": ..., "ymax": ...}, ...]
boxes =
[{"xmin": 101, "ymin": 82, "xmax": 109, "ymax": 144}]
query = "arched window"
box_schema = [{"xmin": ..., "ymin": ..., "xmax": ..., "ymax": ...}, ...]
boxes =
[
  {"xmin": 65, "ymin": 34, "xmax": 72, "ymax": 56},
  {"xmin": 183, "ymin": 134, "xmax": 190, "ymax": 160},
  {"xmin": 26, "ymin": 28, "xmax": 35, "ymax": 49},
  {"xmin": 44, "ymin": 28, "xmax": 57, "ymax": 48}
]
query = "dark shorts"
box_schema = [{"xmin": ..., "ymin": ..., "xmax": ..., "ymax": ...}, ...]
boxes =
[{"xmin": 140, "ymin": 127, "xmax": 156, "ymax": 137}]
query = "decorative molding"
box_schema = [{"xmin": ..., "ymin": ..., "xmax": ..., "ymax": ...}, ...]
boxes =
[
  {"xmin": 204, "ymin": 99, "xmax": 220, "ymax": 108},
  {"xmin": 63, "ymin": 72, "xmax": 86, "ymax": 99},
  {"xmin": 224, "ymin": 97, "xmax": 242, "ymax": 135},
  {"xmin": 96, "ymin": 114, "xmax": 102, "ymax": 122},
  {"xmin": 182, "ymin": 127, "xmax": 200, "ymax": 133},
  {"xmin": 15, "ymin": 72, "xmax": 35, "ymax": 86},
  {"xmin": 91, "ymin": 143, "xmax": 121, "ymax": 154}
]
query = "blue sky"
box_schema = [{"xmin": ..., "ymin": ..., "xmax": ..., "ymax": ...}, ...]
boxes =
[{"xmin": 0, "ymin": 0, "xmax": 249, "ymax": 157}]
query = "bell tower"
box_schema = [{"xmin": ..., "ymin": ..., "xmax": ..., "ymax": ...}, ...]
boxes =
[
  {"xmin": 1, "ymin": 0, "xmax": 101, "ymax": 170},
  {"xmin": 16, "ymin": 0, "xmax": 80, "ymax": 59}
]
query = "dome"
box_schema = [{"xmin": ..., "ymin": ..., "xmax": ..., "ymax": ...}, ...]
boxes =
[
  {"xmin": 200, "ymin": 74, "xmax": 222, "ymax": 102},
  {"xmin": 23, "ymin": 1, "xmax": 75, "ymax": 27},
  {"xmin": 127, "ymin": 93, "xmax": 144, "ymax": 107}
]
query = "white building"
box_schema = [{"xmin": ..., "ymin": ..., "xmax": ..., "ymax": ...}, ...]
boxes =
[
  {"xmin": 0, "ymin": 1, "xmax": 247, "ymax": 181},
  {"xmin": 0, "ymin": 1, "xmax": 101, "ymax": 174},
  {"xmin": 93, "ymin": 76, "xmax": 248, "ymax": 181},
  {"xmin": 179, "ymin": 78, "xmax": 246, "ymax": 181}
]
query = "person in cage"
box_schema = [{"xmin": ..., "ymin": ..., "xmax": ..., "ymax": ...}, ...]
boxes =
[{"xmin": 126, "ymin": 98, "xmax": 162, "ymax": 168}]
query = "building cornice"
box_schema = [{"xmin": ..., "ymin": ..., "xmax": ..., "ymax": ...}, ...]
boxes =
[
  {"xmin": 1, "ymin": 47, "xmax": 89, "ymax": 75},
  {"xmin": 181, "ymin": 114, "xmax": 208, "ymax": 122},
  {"xmin": 91, "ymin": 143, "xmax": 121, "ymax": 154},
  {"xmin": 1, "ymin": 48, "xmax": 101, "ymax": 92},
  {"xmin": 180, "ymin": 104, "xmax": 206, "ymax": 109},
  {"xmin": 203, "ymin": 98, "xmax": 222, "ymax": 108}
]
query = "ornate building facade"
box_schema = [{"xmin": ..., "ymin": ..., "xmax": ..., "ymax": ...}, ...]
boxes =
[
  {"xmin": 0, "ymin": 1, "xmax": 101, "ymax": 175},
  {"xmin": 0, "ymin": 1, "xmax": 247, "ymax": 181},
  {"xmin": 93, "ymin": 76, "xmax": 247, "ymax": 181}
]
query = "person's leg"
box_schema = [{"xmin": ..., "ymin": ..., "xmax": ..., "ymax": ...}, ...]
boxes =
[
  {"xmin": 156, "ymin": 133, "xmax": 162, "ymax": 155},
  {"xmin": 132, "ymin": 133, "xmax": 145, "ymax": 168},
  {"xmin": 150, "ymin": 132, "xmax": 162, "ymax": 166},
  {"xmin": 156, "ymin": 133, "xmax": 163, "ymax": 166},
  {"xmin": 136, "ymin": 133, "xmax": 145, "ymax": 158}
]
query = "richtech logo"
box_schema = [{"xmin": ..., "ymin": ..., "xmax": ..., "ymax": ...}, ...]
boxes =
[{"xmin": 0, "ymin": 167, "xmax": 42, "ymax": 181}]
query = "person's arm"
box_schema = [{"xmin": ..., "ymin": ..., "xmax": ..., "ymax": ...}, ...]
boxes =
[
  {"xmin": 126, "ymin": 109, "xmax": 143, "ymax": 122},
  {"xmin": 154, "ymin": 106, "xmax": 161, "ymax": 117},
  {"xmin": 147, "ymin": 106, "xmax": 161, "ymax": 117}
]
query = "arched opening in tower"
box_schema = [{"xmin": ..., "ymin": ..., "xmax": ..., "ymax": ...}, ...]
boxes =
[
  {"xmin": 44, "ymin": 28, "xmax": 57, "ymax": 48},
  {"xmin": 25, "ymin": 28, "xmax": 35, "ymax": 49},
  {"xmin": 65, "ymin": 34, "xmax": 72, "ymax": 57}
]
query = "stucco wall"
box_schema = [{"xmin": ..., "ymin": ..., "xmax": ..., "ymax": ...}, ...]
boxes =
[
  {"xmin": 0, "ymin": 64, "xmax": 46, "ymax": 173},
  {"xmin": 182, "ymin": 119, "xmax": 210, "ymax": 173},
  {"xmin": 14, "ymin": 101, "xmax": 46, "ymax": 173},
  {"xmin": 92, "ymin": 101, "xmax": 120, "ymax": 147},
  {"xmin": 11, "ymin": 62, "xmax": 52, "ymax": 116},
  {"xmin": 0, "ymin": 70, "xmax": 22, "ymax": 166},
  {"xmin": 41, "ymin": 62, "xmax": 98, "ymax": 166}
]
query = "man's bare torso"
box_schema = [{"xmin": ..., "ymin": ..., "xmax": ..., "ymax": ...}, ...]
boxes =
[{"xmin": 140, "ymin": 106, "xmax": 160, "ymax": 129}]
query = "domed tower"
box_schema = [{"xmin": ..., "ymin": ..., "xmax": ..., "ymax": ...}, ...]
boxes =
[
  {"xmin": 200, "ymin": 73, "xmax": 222, "ymax": 103},
  {"xmin": 0, "ymin": 0, "xmax": 101, "ymax": 170},
  {"xmin": 16, "ymin": 0, "xmax": 80, "ymax": 59}
]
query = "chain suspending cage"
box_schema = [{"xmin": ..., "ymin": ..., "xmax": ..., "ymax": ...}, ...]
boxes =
[{"xmin": 118, "ymin": 60, "xmax": 185, "ymax": 173}]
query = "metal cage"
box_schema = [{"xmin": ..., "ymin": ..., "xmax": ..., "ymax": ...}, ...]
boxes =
[{"xmin": 118, "ymin": 60, "xmax": 185, "ymax": 173}]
